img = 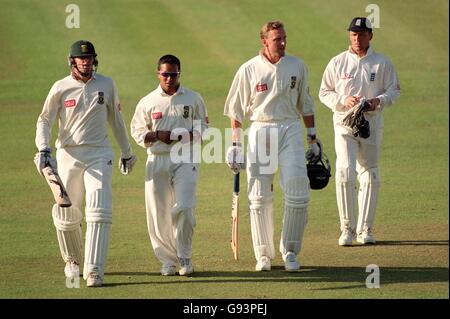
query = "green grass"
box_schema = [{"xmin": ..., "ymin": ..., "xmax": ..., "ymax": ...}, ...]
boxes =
[{"xmin": 0, "ymin": 0, "xmax": 448, "ymax": 300}]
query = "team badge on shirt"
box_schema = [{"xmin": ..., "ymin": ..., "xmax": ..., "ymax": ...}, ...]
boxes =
[
  {"xmin": 256, "ymin": 83, "xmax": 268, "ymax": 92},
  {"xmin": 64, "ymin": 99, "xmax": 76, "ymax": 108},
  {"xmin": 98, "ymin": 91, "xmax": 104, "ymax": 104},
  {"xmin": 183, "ymin": 106, "xmax": 190, "ymax": 119},
  {"xmin": 290, "ymin": 76, "xmax": 297, "ymax": 89}
]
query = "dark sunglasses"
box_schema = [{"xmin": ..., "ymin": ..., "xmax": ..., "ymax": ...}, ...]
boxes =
[{"xmin": 159, "ymin": 72, "xmax": 180, "ymax": 78}]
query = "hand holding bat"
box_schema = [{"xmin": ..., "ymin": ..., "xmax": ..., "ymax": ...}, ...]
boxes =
[{"xmin": 34, "ymin": 149, "xmax": 71, "ymax": 207}]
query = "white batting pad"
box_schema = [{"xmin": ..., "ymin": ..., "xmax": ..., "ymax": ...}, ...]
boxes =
[
  {"xmin": 335, "ymin": 167, "xmax": 357, "ymax": 232},
  {"xmin": 357, "ymin": 168, "xmax": 381, "ymax": 234},
  {"xmin": 250, "ymin": 205, "xmax": 275, "ymax": 260},
  {"xmin": 52, "ymin": 204, "xmax": 83, "ymax": 264},
  {"xmin": 248, "ymin": 177, "xmax": 275, "ymax": 260},
  {"xmin": 280, "ymin": 206, "xmax": 308, "ymax": 257},
  {"xmin": 280, "ymin": 176, "xmax": 309, "ymax": 257},
  {"xmin": 83, "ymin": 211, "xmax": 112, "ymax": 280}
]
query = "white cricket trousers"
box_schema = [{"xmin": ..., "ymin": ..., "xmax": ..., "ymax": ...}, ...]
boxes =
[
  {"xmin": 56, "ymin": 146, "xmax": 114, "ymax": 278},
  {"xmin": 246, "ymin": 120, "xmax": 310, "ymax": 261},
  {"xmin": 145, "ymin": 153, "xmax": 198, "ymax": 267},
  {"xmin": 333, "ymin": 115, "xmax": 383, "ymax": 234}
]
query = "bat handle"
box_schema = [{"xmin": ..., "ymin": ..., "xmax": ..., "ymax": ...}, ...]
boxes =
[{"xmin": 233, "ymin": 172, "xmax": 240, "ymax": 193}]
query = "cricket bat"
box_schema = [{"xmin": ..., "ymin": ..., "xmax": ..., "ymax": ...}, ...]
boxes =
[
  {"xmin": 231, "ymin": 172, "xmax": 240, "ymax": 260},
  {"xmin": 42, "ymin": 165, "xmax": 72, "ymax": 207}
]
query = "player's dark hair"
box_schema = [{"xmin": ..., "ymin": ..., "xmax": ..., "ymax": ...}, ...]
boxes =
[{"xmin": 157, "ymin": 55, "xmax": 181, "ymax": 71}]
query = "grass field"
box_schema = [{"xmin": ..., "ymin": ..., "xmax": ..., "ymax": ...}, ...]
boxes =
[{"xmin": 0, "ymin": 0, "xmax": 448, "ymax": 302}]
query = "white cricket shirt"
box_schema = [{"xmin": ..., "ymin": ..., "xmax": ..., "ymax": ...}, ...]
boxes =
[
  {"xmin": 224, "ymin": 52, "xmax": 315, "ymax": 123},
  {"xmin": 131, "ymin": 85, "xmax": 209, "ymax": 154},
  {"xmin": 319, "ymin": 46, "xmax": 401, "ymax": 116},
  {"xmin": 35, "ymin": 73, "xmax": 132, "ymax": 157}
]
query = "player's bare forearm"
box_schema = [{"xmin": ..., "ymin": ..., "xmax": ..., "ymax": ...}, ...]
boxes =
[
  {"xmin": 230, "ymin": 119, "xmax": 242, "ymax": 143},
  {"xmin": 144, "ymin": 130, "xmax": 172, "ymax": 144},
  {"xmin": 302, "ymin": 115, "xmax": 315, "ymax": 129}
]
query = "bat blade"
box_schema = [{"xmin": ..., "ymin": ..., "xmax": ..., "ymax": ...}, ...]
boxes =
[
  {"xmin": 42, "ymin": 166, "xmax": 72, "ymax": 207},
  {"xmin": 231, "ymin": 172, "xmax": 240, "ymax": 260}
]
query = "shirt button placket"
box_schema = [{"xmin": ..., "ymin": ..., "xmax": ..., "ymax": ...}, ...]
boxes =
[{"xmin": 84, "ymin": 85, "xmax": 88, "ymax": 106}]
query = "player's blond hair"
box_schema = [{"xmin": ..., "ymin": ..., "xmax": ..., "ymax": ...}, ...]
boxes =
[{"xmin": 260, "ymin": 20, "xmax": 284, "ymax": 39}]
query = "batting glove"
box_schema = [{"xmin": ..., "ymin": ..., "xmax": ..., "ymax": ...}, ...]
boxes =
[
  {"xmin": 119, "ymin": 154, "xmax": 137, "ymax": 175},
  {"xmin": 34, "ymin": 148, "xmax": 57, "ymax": 176},
  {"xmin": 226, "ymin": 143, "xmax": 244, "ymax": 174},
  {"xmin": 306, "ymin": 139, "xmax": 322, "ymax": 163}
]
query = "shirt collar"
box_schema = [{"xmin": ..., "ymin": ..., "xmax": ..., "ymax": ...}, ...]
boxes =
[
  {"xmin": 348, "ymin": 45, "xmax": 374, "ymax": 59},
  {"xmin": 157, "ymin": 84, "xmax": 184, "ymax": 96},
  {"xmin": 70, "ymin": 71, "xmax": 97, "ymax": 84},
  {"xmin": 259, "ymin": 49, "xmax": 286, "ymax": 66}
]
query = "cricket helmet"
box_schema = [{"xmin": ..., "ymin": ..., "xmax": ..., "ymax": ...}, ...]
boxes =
[
  {"xmin": 307, "ymin": 151, "xmax": 331, "ymax": 190},
  {"xmin": 69, "ymin": 40, "xmax": 97, "ymax": 58}
]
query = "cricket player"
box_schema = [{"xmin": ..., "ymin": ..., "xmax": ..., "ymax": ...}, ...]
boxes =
[
  {"xmin": 319, "ymin": 17, "xmax": 400, "ymax": 246},
  {"xmin": 224, "ymin": 21, "xmax": 322, "ymax": 271},
  {"xmin": 130, "ymin": 55, "xmax": 209, "ymax": 276},
  {"xmin": 34, "ymin": 40, "xmax": 136, "ymax": 287}
]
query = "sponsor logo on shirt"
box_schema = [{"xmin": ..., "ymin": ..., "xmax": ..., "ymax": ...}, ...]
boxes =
[
  {"xmin": 370, "ymin": 73, "xmax": 376, "ymax": 81},
  {"xmin": 341, "ymin": 72, "xmax": 354, "ymax": 80},
  {"xmin": 152, "ymin": 112, "xmax": 163, "ymax": 119},
  {"xmin": 64, "ymin": 99, "xmax": 76, "ymax": 108},
  {"xmin": 256, "ymin": 83, "xmax": 268, "ymax": 92}
]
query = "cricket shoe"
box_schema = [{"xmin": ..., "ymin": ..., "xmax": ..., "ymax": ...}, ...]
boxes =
[
  {"xmin": 284, "ymin": 251, "xmax": 300, "ymax": 272},
  {"xmin": 339, "ymin": 229, "xmax": 355, "ymax": 246},
  {"xmin": 178, "ymin": 258, "xmax": 194, "ymax": 276},
  {"xmin": 160, "ymin": 264, "xmax": 177, "ymax": 276},
  {"xmin": 255, "ymin": 256, "xmax": 271, "ymax": 271},
  {"xmin": 357, "ymin": 229, "xmax": 376, "ymax": 244},
  {"xmin": 86, "ymin": 272, "xmax": 103, "ymax": 287},
  {"xmin": 64, "ymin": 260, "xmax": 80, "ymax": 278}
]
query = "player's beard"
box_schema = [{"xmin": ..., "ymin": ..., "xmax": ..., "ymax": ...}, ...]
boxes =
[{"xmin": 71, "ymin": 65, "xmax": 93, "ymax": 82}]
